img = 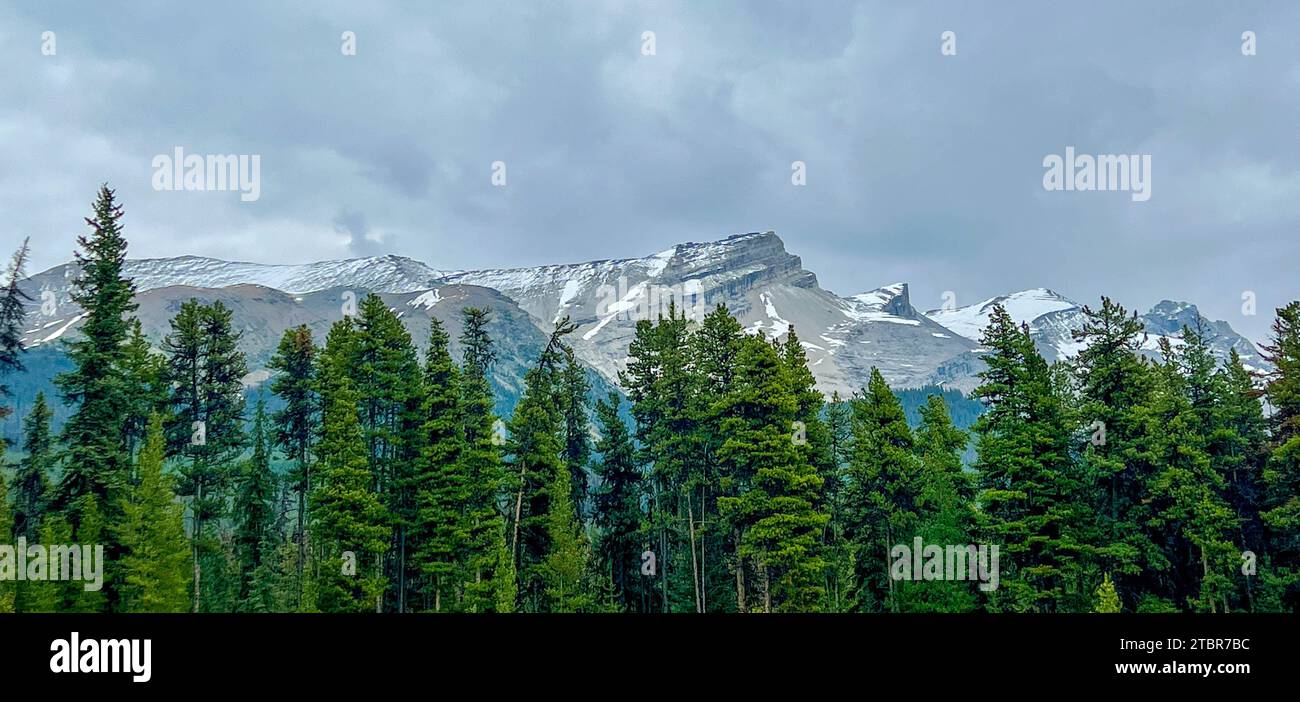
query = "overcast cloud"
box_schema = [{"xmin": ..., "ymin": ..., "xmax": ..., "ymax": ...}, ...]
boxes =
[{"xmin": 0, "ymin": 0, "xmax": 1296, "ymax": 341}]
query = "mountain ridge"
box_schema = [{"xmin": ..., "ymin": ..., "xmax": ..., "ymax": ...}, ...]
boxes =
[{"xmin": 20, "ymin": 231, "xmax": 1268, "ymax": 395}]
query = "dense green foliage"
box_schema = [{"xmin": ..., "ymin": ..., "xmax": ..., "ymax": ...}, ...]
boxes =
[{"xmin": 5, "ymin": 186, "xmax": 1299, "ymax": 613}]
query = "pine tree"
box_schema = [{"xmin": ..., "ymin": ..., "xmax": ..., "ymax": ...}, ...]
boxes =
[
  {"xmin": 896, "ymin": 393, "xmax": 977, "ymax": 612},
  {"xmin": 0, "ymin": 238, "xmax": 32, "ymax": 405},
  {"xmin": 413, "ymin": 317, "xmax": 470, "ymax": 611},
  {"xmin": 65, "ymin": 493, "xmax": 108, "ymax": 613},
  {"xmin": 505, "ymin": 319, "xmax": 573, "ymax": 611},
  {"xmin": 818, "ymin": 392, "xmax": 854, "ymax": 611},
  {"xmin": 18, "ymin": 514, "xmax": 73, "ymax": 612},
  {"xmin": 351, "ymin": 294, "xmax": 424, "ymax": 612},
  {"xmin": 1261, "ymin": 301, "xmax": 1300, "ymax": 611},
  {"xmin": 843, "ymin": 368, "xmax": 921, "ymax": 612},
  {"xmin": 590, "ymin": 392, "xmax": 645, "ymax": 611},
  {"xmin": 1093, "ymin": 573, "xmax": 1121, "ymax": 613},
  {"xmin": 120, "ymin": 319, "xmax": 169, "ymax": 458},
  {"xmin": 309, "ymin": 376, "xmax": 391, "ymax": 613},
  {"xmin": 268, "ymin": 324, "xmax": 317, "ymax": 608},
  {"xmin": 780, "ymin": 326, "xmax": 833, "ymax": 479},
  {"xmin": 1142, "ymin": 334, "xmax": 1237, "ymax": 612},
  {"xmin": 540, "ymin": 464, "xmax": 598, "ymax": 612},
  {"xmin": 1070, "ymin": 297, "xmax": 1154, "ymax": 604},
  {"xmin": 12, "ymin": 392, "xmax": 54, "ymax": 540},
  {"xmin": 0, "ymin": 474, "xmax": 14, "ymax": 613},
  {"xmin": 716, "ymin": 333, "xmax": 827, "ymax": 612},
  {"xmin": 234, "ymin": 398, "xmax": 279, "ymax": 609},
  {"xmin": 162, "ymin": 299, "xmax": 248, "ymax": 612},
  {"xmin": 0, "ymin": 239, "xmax": 29, "ymax": 613},
  {"xmin": 114, "ymin": 415, "xmax": 190, "ymax": 612},
  {"xmin": 54, "ymin": 186, "xmax": 137, "ymax": 550},
  {"xmin": 457, "ymin": 307, "xmax": 513, "ymax": 611},
  {"xmin": 973, "ymin": 305, "xmax": 1086, "ymax": 612},
  {"xmin": 1213, "ymin": 349, "xmax": 1269, "ymax": 609},
  {"xmin": 621, "ymin": 307, "xmax": 697, "ymax": 612},
  {"xmin": 559, "ymin": 347, "xmax": 592, "ymax": 517}
]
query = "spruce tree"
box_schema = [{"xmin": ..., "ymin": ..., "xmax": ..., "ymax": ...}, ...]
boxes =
[
  {"xmin": 457, "ymin": 307, "xmax": 513, "ymax": 611},
  {"xmin": 114, "ymin": 415, "xmax": 190, "ymax": 612},
  {"xmin": 621, "ymin": 307, "xmax": 697, "ymax": 612},
  {"xmin": 559, "ymin": 347, "xmax": 592, "ymax": 518},
  {"xmin": 1070, "ymin": 297, "xmax": 1155, "ymax": 604},
  {"xmin": 1213, "ymin": 349, "xmax": 1269, "ymax": 609},
  {"xmin": 162, "ymin": 299, "xmax": 248, "ymax": 612},
  {"xmin": 590, "ymin": 392, "xmax": 645, "ymax": 611},
  {"xmin": 716, "ymin": 334, "xmax": 826, "ymax": 612},
  {"xmin": 691, "ymin": 305, "xmax": 747, "ymax": 612},
  {"xmin": 843, "ymin": 368, "xmax": 921, "ymax": 612},
  {"xmin": 973, "ymin": 306, "xmax": 1086, "ymax": 612},
  {"xmin": 12, "ymin": 392, "xmax": 54, "ymax": 540},
  {"xmin": 505, "ymin": 320, "xmax": 573, "ymax": 611},
  {"xmin": 20, "ymin": 514, "xmax": 74, "ymax": 612},
  {"xmin": 55, "ymin": 186, "xmax": 137, "ymax": 556},
  {"xmin": 820, "ymin": 391, "xmax": 854, "ymax": 612},
  {"xmin": 351, "ymin": 294, "xmax": 424, "ymax": 611},
  {"xmin": 234, "ymin": 398, "xmax": 278, "ymax": 609},
  {"xmin": 309, "ymin": 375, "xmax": 391, "ymax": 613},
  {"xmin": 120, "ymin": 319, "xmax": 169, "ymax": 458},
  {"xmin": 1261, "ymin": 301, "xmax": 1300, "ymax": 611},
  {"xmin": 1143, "ymin": 335, "xmax": 1237, "ymax": 611},
  {"xmin": 540, "ymin": 465, "xmax": 599, "ymax": 612},
  {"xmin": 413, "ymin": 317, "xmax": 470, "ymax": 611},
  {"xmin": 0, "ymin": 475, "xmax": 14, "ymax": 613},
  {"xmin": 268, "ymin": 324, "xmax": 318, "ymax": 608},
  {"xmin": 1094, "ymin": 574, "xmax": 1121, "ymax": 613},
  {"xmin": 897, "ymin": 394, "xmax": 977, "ymax": 612},
  {"xmin": 0, "ymin": 238, "xmax": 32, "ymax": 404}
]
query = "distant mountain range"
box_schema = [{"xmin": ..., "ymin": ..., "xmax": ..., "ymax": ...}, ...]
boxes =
[
  {"xmin": 925, "ymin": 288, "xmax": 1269, "ymax": 389},
  {"xmin": 17, "ymin": 231, "xmax": 1268, "ymax": 402}
]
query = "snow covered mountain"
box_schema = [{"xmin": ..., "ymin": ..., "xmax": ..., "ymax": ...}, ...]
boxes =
[
  {"xmin": 26, "ymin": 253, "xmax": 454, "ymax": 305},
  {"xmin": 18, "ymin": 278, "xmax": 612, "ymax": 419},
  {"xmin": 18, "ymin": 231, "xmax": 1268, "ymax": 399},
  {"xmin": 437, "ymin": 231, "xmax": 978, "ymax": 395},
  {"xmin": 925, "ymin": 288, "xmax": 1268, "ymax": 376}
]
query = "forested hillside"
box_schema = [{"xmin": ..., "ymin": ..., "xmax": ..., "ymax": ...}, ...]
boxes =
[{"xmin": 2, "ymin": 186, "xmax": 1298, "ymax": 613}]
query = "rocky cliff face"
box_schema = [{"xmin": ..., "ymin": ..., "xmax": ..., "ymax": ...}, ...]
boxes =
[
  {"xmin": 439, "ymin": 231, "xmax": 977, "ymax": 394},
  {"xmin": 19, "ymin": 278, "xmax": 611, "ymax": 419},
  {"xmin": 19, "ymin": 230, "xmax": 1267, "ymax": 401}
]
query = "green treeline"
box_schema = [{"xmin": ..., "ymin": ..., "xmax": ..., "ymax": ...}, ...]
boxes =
[{"xmin": 3, "ymin": 186, "xmax": 1300, "ymax": 613}]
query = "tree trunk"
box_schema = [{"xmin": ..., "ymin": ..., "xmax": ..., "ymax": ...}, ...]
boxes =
[
  {"xmin": 734, "ymin": 528, "xmax": 746, "ymax": 613},
  {"xmin": 700, "ymin": 486, "xmax": 708, "ymax": 613},
  {"xmin": 659, "ymin": 520, "xmax": 669, "ymax": 613},
  {"xmin": 761, "ymin": 562, "xmax": 771, "ymax": 613},
  {"xmin": 687, "ymin": 491, "xmax": 701, "ymax": 613},
  {"xmin": 398, "ymin": 525, "xmax": 407, "ymax": 613},
  {"xmin": 295, "ymin": 481, "xmax": 305, "ymax": 609},
  {"xmin": 192, "ymin": 474, "xmax": 203, "ymax": 614}
]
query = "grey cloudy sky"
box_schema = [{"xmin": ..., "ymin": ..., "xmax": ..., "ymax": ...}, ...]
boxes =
[{"xmin": 1, "ymin": 0, "xmax": 1296, "ymax": 341}]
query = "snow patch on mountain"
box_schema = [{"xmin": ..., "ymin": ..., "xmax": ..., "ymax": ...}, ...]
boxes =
[
  {"xmin": 30, "ymin": 254, "xmax": 455, "ymax": 299},
  {"xmin": 841, "ymin": 284, "xmax": 922, "ymax": 326},
  {"xmin": 925, "ymin": 288, "xmax": 1077, "ymax": 342},
  {"xmin": 407, "ymin": 289, "xmax": 442, "ymax": 310}
]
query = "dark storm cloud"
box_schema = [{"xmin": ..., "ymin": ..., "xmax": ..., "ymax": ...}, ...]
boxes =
[{"xmin": 0, "ymin": 0, "xmax": 1296, "ymax": 340}]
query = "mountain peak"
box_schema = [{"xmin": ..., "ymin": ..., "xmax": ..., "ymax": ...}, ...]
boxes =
[
  {"xmin": 26, "ymin": 252, "xmax": 454, "ymax": 298},
  {"xmin": 924, "ymin": 287, "xmax": 1078, "ymax": 342}
]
